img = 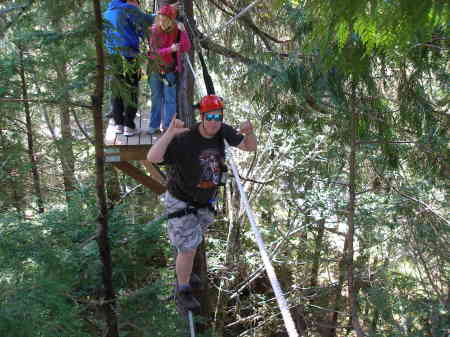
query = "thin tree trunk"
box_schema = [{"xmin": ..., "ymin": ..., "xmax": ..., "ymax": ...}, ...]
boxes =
[
  {"xmin": 55, "ymin": 63, "xmax": 76, "ymax": 201},
  {"xmin": 11, "ymin": 177, "xmax": 24, "ymax": 216},
  {"xmin": 18, "ymin": 45, "xmax": 44, "ymax": 213},
  {"xmin": 192, "ymin": 241, "xmax": 213, "ymax": 332},
  {"xmin": 177, "ymin": 0, "xmax": 195, "ymax": 127},
  {"xmin": 321, "ymin": 234, "xmax": 348, "ymax": 337},
  {"xmin": 310, "ymin": 219, "xmax": 325, "ymax": 288},
  {"xmin": 346, "ymin": 103, "xmax": 366, "ymax": 337},
  {"xmin": 92, "ymin": 1, "xmax": 118, "ymax": 336},
  {"xmin": 47, "ymin": 18, "xmax": 76, "ymax": 205},
  {"xmin": 214, "ymin": 180, "xmax": 241, "ymax": 336},
  {"xmin": 369, "ymin": 309, "xmax": 379, "ymax": 336},
  {"xmin": 308, "ymin": 219, "xmax": 325, "ymax": 337}
]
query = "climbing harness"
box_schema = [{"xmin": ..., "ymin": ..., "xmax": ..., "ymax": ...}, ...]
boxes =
[
  {"xmin": 160, "ymin": 4, "xmax": 299, "ymax": 336},
  {"xmin": 147, "ymin": 201, "xmax": 216, "ymax": 227}
]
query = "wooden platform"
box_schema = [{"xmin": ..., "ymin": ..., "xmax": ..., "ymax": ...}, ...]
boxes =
[
  {"xmin": 104, "ymin": 111, "xmax": 159, "ymax": 162},
  {"xmin": 104, "ymin": 111, "xmax": 166, "ymax": 194}
]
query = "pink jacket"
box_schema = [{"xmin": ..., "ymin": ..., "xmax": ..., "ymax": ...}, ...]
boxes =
[{"xmin": 148, "ymin": 25, "xmax": 191, "ymax": 72}]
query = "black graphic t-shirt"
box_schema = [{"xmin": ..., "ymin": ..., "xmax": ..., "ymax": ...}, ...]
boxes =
[{"xmin": 164, "ymin": 123, "xmax": 244, "ymax": 205}]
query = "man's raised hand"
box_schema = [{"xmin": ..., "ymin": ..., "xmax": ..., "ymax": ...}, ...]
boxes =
[
  {"xmin": 239, "ymin": 120, "xmax": 254, "ymax": 135},
  {"xmin": 168, "ymin": 116, "xmax": 189, "ymax": 136}
]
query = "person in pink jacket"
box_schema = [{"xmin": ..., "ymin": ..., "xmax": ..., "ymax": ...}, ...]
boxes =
[{"xmin": 147, "ymin": 5, "xmax": 191, "ymax": 134}]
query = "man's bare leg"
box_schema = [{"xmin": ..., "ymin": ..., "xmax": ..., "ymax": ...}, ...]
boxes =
[
  {"xmin": 175, "ymin": 249, "xmax": 200, "ymax": 309},
  {"xmin": 176, "ymin": 249, "xmax": 196, "ymax": 285}
]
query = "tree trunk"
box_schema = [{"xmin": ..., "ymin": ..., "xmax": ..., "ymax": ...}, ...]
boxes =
[
  {"xmin": 192, "ymin": 241, "xmax": 213, "ymax": 332},
  {"xmin": 214, "ymin": 180, "xmax": 242, "ymax": 336},
  {"xmin": 92, "ymin": 1, "xmax": 119, "ymax": 336},
  {"xmin": 55, "ymin": 63, "xmax": 77, "ymax": 202},
  {"xmin": 48, "ymin": 17, "xmax": 76, "ymax": 205},
  {"xmin": 310, "ymin": 219, "xmax": 325, "ymax": 288},
  {"xmin": 18, "ymin": 45, "xmax": 44, "ymax": 213},
  {"xmin": 326, "ymin": 234, "xmax": 349, "ymax": 337},
  {"xmin": 177, "ymin": 0, "xmax": 196, "ymax": 127},
  {"xmin": 346, "ymin": 102, "xmax": 366, "ymax": 337}
]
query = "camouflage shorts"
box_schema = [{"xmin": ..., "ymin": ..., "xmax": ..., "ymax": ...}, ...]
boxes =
[{"xmin": 164, "ymin": 192, "xmax": 214, "ymax": 253}]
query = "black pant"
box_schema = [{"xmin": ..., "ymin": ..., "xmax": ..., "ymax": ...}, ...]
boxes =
[{"xmin": 111, "ymin": 56, "xmax": 140, "ymax": 129}]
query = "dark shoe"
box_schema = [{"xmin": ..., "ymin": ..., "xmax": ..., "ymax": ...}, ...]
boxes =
[
  {"xmin": 189, "ymin": 273, "xmax": 202, "ymax": 289},
  {"xmin": 177, "ymin": 284, "xmax": 200, "ymax": 310}
]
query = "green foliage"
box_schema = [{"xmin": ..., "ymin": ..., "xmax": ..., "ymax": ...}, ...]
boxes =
[
  {"xmin": 0, "ymin": 188, "xmax": 184, "ymax": 336},
  {"xmin": 0, "ymin": 0, "xmax": 448, "ymax": 336}
]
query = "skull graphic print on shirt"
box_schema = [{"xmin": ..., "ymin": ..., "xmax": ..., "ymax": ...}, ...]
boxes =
[{"xmin": 196, "ymin": 149, "xmax": 223, "ymax": 189}]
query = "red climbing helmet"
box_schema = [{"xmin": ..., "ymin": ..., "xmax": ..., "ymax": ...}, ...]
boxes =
[
  {"xmin": 199, "ymin": 95, "xmax": 224, "ymax": 114},
  {"xmin": 158, "ymin": 5, "xmax": 177, "ymax": 20}
]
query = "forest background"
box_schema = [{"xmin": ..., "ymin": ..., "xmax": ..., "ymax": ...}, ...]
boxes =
[{"xmin": 0, "ymin": 0, "xmax": 448, "ymax": 337}]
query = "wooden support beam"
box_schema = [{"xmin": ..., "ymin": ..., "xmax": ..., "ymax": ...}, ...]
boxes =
[
  {"xmin": 141, "ymin": 160, "xmax": 166, "ymax": 185},
  {"xmin": 105, "ymin": 145, "xmax": 150, "ymax": 162},
  {"xmin": 113, "ymin": 162, "xmax": 166, "ymax": 195}
]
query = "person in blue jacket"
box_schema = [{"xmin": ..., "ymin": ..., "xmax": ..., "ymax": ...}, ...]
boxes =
[{"xmin": 104, "ymin": 0, "xmax": 155, "ymax": 136}]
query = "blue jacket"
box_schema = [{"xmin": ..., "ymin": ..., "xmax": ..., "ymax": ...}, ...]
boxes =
[{"xmin": 104, "ymin": 0, "xmax": 155, "ymax": 58}]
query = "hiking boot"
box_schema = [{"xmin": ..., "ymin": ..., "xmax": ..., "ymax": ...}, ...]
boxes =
[
  {"xmin": 177, "ymin": 284, "xmax": 200, "ymax": 310},
  {"xmin": 124, "ymin": 126, "xmax": 137, "ymax": 137},
  {"xmin": 189, "ymin": 273, "xmax": 202, "ymax": 289},
  {"xmin": 114, "ymin": 125, "xmax": 124, "ymax": 134}
]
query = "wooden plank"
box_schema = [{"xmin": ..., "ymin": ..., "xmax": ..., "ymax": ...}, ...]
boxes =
[
  {"xmin": 105, "ymin": 119, "xmax": 118, "ymax": 145},
  {"xmin": 141, "ymin": 160, "xmax": 166, "ymax": 185},
  {"xmin": 105, "ymin": 145, "xmax": 150, "ymax": 162},
  {"xmin": 139, "ymin": 116, "xmax": 151, "ymax": 144},
  {"xmin": 114, "ymin": 134, "xmax": 129, "ymax": 145},
  {"xmin": 104, "ymin": 110, "xmax": 158, "ymax": 165},
  {"xmin": 136, "ymin": 111, "xmax": 146, "ymax": 130},
  {"xmin": 113, "ymin": 161, "xmax": 166, "ymax": 194},
  {"xmin": 125, "ymin": 132, "xmax": 141, "ymax": 145},
  {"xmin": 140, "ymin": 132, "xmax": 152, "ymax": 145}
]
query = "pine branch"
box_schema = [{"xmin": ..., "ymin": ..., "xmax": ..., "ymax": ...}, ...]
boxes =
[
  {"xmin": 0, "ymin": 97, "xmax": 93, "ymax": 109},
  {"xmin": 207, "ymin": 0, "xmax": 291, "ymax": 45},
  {"xmin": 0, "ymin": 1, "xmax": 32, "ymax": 37},
  {"xmin": 0, "ymin": 5, "xmax": 27, "ymax": 17},
  {"xmin": 71, "ymin": 107, "xmax": 95, "ymax": 145},
  {"xmin": 238, "ymin": 174, "xmax": 274, "ymax": 185}
]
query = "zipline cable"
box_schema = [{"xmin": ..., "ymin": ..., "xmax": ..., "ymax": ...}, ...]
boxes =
[
  {"xmin": 181, "ymin": 8, "xmax": 298, "ymax": 337},
  {"xmin": 225, "ymin": 140, "xmax": 300, "ymax": 337},
  {"xmin": 184, "ymin": 54, "xmax": 207, "ymax": 96},
  {"xmin": 188, "ymin": 310, "xmax": 196, "ymax": 337}
]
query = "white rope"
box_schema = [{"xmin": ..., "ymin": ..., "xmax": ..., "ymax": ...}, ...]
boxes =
[
  {"xmin": 202, "ymin": 0, "xmax": 263, "ymax": 40},
  {"xmin": 188, "ymin": 310, "xmax": 196, "ymax": 337},
  {"xmin": 184, "ymin": 54, "xmax": 207, "ymax": 96},
  {"xmin": 224, "ymin": 140, "xmax": 299, "ymax": 337},
  {"xmin": 179, "ymin": 5, "xmax": 297, "ymax": 336},
  {"xmin": 184, "ymin": 56, "xmax": 299, "ymax": 336}
]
